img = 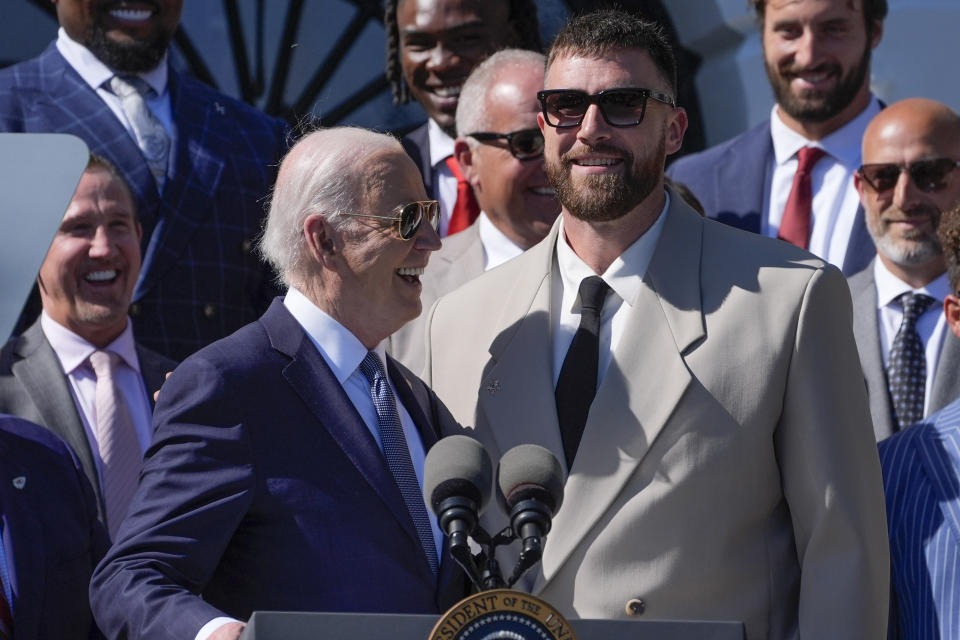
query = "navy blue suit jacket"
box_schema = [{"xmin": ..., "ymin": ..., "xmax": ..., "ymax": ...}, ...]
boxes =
[
  {"xmin": 667, "ymin": 119, "xmax": 875, "ymax": 276},
  {"xmin": 0, "ymin": 414, "xmax": 108, "ymax": 640},
  {"xmin": 90, "ymin": 300, "xmax": 464, "ymax": 640},
  {"xmin": 402, "ymin": 122, "xmax": 434, "ymax": 198},
  {"xmin": 880, "ymin": 398, "xmax": 960, "ymax": 639},
  {"xmin": 0, "ymin": 43, "xmax": 289, "ymax": 361}
]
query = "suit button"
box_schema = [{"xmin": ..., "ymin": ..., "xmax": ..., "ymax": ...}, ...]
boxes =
[
  {"xmin": 203, "ymin": 303, "xmax": 216, "ymax": 318},
  {"xmin": 129, "ymin": 303, "xmax": 141, "ymax": 317},
  {"xmin": 625, "ymin": 599, "xmax": 645, "ymax": 616}
]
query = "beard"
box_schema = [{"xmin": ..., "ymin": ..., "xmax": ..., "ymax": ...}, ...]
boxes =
[
  {"xmin": 545, "ymin": 137, "xmax": 665, "ymax": 222},
  {"xmin": 867, "ymin": 206, "xmax": 943, "ymax": 266},
  {"xmin": 85, "ymin": 22, "xmax": 174, "ymax": 73},
  {"xmin": 766, "ymin": 40, "xmax": 871, "ymax": 124}
]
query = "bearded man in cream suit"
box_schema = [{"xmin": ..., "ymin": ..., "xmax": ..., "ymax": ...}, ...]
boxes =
[{"xmin": 423, "ymin": 9, "xmax": 889, "ymax": 639}]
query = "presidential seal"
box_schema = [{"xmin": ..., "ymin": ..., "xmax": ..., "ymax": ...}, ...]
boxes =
[{"xmin": 429, "ymin": 589, "xmax": 577, "ymax": 640}]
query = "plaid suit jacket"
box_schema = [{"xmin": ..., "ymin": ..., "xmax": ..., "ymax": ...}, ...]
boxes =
[{"xmin": 0, "ymin": 43, "xmax": 289, "ymax": 361}]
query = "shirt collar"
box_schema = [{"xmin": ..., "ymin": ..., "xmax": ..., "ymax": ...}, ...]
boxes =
[
  {"xmin": 873, "ymin": 258, "xmax": 951, "ymax": 309},
  {"xmin": 556, "ymin": 191, "xmax": 670, "ymax": 309},
  {"xmin": 477, "ymin": 213, "xmax": 524, "ymax": 270},
  {"xmin": 427, "ymin": 119, "xmax": 456, "ymax": 170},
  {"xmin": 56, "ymin": 26, "xmax": 169, "ymax": 96},
  {"xmin": 40, "ymin": 310, "xmax": 141, "ymax": 375},
  {"xmin": 283, "ymin": 287, "xmax": 386, "ymax": 385},
  {"xmin": 770, "ymin": 96, "xmax": 881, "ymax": 169}
]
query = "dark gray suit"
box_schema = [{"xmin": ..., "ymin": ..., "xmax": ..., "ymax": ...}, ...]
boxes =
[
  {"xmin": 848, "ymin": 261, "xmax": 960, "ymax": 440},
  {"xmin": 0, "ymin": 320, "xmax": 174, "ymax": 520}
]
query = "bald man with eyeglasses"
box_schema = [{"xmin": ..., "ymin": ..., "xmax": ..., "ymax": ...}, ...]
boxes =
[
  {"xmin": 849, "ymin": 98, "xmax": 960, "ymax": 441},
  {"xmin": 387, "ymin": 48, "xmax": 559, "ymax": 374}
]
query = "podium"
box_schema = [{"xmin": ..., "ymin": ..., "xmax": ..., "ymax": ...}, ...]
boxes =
[{"xmin": 239, "ymin": 611, "xmax": 744, "ymax": 639}]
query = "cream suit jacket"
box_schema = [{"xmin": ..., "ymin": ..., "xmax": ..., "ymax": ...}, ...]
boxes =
[{"xmin": 423, "ymin": 193, "xmax": 889, "ymax": 639}]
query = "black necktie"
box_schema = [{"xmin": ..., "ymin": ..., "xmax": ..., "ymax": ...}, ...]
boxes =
[
  {"xmin": 888, "ymin": 292, "xmax": 936, "ymax": 430},
  {"xmin": 556, "ymin": 276, "xmax": 611, "ymax": 468}
]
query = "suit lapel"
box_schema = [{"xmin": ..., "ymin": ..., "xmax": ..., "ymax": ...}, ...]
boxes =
[
  {"xmin": 478, "ymin": 225, "xmax": 565, "ymax": 468},
  {"xmin": 931, "ymin": 332, "xmax": 960, "ymax": 415},
  {"xmin": 849, "ymin": 265, "xmax": 896, "ymax": 439},
  {"xmin": 0, "ymin": 436, "xmax": 44, "ymax": 640},
  {"xmin": 536, "ymin": 196, "xmax": 700, "ymax": 591},
  {"xmin": 135, "ymin": 70, "xmax": 224, "ymax": 300},
  {"xmin": 713, "ymin": 122, "xmax": 769, "ymax": 233},
  {"xmin": 842, "ymin": 207, "xmax": 876, "ymax": 277},
  {"xmin": 11, "ymin": 323, "xmax": 104, "ymax": 514},
  {"xmin": 264, "ymin": 303, "xmax": 428, "ymax": 571},
  {"xmin": 916, "ymin": 419, "xmax": 960, "ymax": 550}
]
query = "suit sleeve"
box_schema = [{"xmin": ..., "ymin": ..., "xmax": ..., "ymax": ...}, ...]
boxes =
[
  {"xmin": 775, "ymin": 264, "xmax": 890, "ymax": 638},
  {"xmin": 89, "ymin": 356, "xmax": 257, "ymax": 640}
]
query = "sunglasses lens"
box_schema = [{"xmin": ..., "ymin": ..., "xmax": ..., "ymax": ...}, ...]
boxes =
[
  {"xmin": 599, "ymin": 90, "xmax": 647, "ymax": 126},
  {"xmin": 544, "ymin": 91, "xmax": 587, "ymax": 127},
  {"xmin": 511, "ymin": 130, "xmax": 544, "ymax": 159},
  {"xmin": 398, "ymin": 203, "xmax": 422, "ymax": 239},
  {"xmin": 863, "ymin": 165, "xmax": 900, "ymax": 192},
  {"xmin": 910, "ymin": 159, "xmax": 955, "ymax": 191}
]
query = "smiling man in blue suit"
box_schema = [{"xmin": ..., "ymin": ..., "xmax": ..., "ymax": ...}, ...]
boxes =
[
  {"xmin": 90, "ymin": 127, "xmax": 463, "ymax": 640},
  {"xmin": 0, "ymin": 0, "xmax": 288, "ymax": 361}
]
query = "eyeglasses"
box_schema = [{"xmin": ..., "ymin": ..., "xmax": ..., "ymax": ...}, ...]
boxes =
[
  {"xmin": 858, "ymin": 158, "xmax": 960, "ymax": 194},
  {"xmin": 340, "ymin": 200, "xmax": 440, "ymax": 240},
  {"xmin": 537, "ymin": 88, "xmax": 676, "ymax": 129},
  {"xmin": 467, "ymin": 128, "xmax": 545, "ymax": 160}
]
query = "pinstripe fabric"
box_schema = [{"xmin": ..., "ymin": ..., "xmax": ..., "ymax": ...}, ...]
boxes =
[
  {"xmin": 0, "ymin": 43, "xmax": 289, "ymax": 361},
  {"xmin": 880, "ymin": 398, "xmax": 960, "ymax": 639}
]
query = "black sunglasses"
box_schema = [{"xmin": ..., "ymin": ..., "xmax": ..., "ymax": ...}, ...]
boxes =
[
  {"xmin": 340, "ymin": 200, "xmax": 440, "ymax": 240},
  {"xmin": 537, "ymin": 87, "xmax": 676, "ymax": 129},
  {"xmin": 858, "ymin": 158, "xmax": 960, "ymax": 194},
  {"xmin": 467, "ymin": 128, "xmax": 544, "ymax": 160}
]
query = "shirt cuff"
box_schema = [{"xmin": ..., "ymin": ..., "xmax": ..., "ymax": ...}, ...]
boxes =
[{"xmin": 195, "ymin": 617, "xmax": 242, "ymax": 640}]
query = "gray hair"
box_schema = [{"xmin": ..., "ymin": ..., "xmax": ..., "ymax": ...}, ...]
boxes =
[
  {"xmin": 455, "ymin": 48, "xmax": 546, "ymax": 136},
  {"xmin": 258, "ymin": 127, "xmax": 404, "ymax": 287}
]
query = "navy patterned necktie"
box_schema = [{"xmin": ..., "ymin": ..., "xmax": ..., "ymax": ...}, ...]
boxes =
[
  {"xmin": 888, "ymin": 292, "xmax": 936, "ymax": 430},
  {"xmin": 555, "ymin": 276, "xmax": 611, "ymax": 468},
  {"xmin": 358, "ymin": 351, "xmax": 438, "ymax": 575}
]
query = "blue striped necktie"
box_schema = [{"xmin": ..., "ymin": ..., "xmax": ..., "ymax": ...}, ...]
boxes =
[{"xmin": 358, "ymin": 351, "xmax": 438, "ymax": 575}]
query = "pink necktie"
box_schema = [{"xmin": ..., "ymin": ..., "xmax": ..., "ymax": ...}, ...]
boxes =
[
  {"xmin": 89, "ymin": 350, "xmax": 141, "ymax": 539},
  {"xmin": 443, "ymin": 156, "xmax": 480, "ymax": 235},
  {"xmin": 778, "ymin": 146, "xmax": 826, "ymax": 249}
]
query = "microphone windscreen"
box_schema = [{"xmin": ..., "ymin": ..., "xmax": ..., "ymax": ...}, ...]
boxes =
[
  {"xmin": 497, "ymin": 444, "xmax": 564, "ymax": 514},
  {"xmin": 423, "ymin": 435, "xmax": 493, "ymax": 514}
]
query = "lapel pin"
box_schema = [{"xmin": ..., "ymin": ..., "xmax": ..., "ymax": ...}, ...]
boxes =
[
  {"xmin": 485, "ymin": 380, "xmax": 501, "ymax": 394},
  {"xmin": 213, "ymin": 101, "xmax": 225, "ymax": 115},
  {"xmin": 12, "ymin": 477, "xmax": 25, "ymax": 490}
]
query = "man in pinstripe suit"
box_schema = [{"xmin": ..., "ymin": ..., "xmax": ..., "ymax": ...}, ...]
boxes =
[
  {"xmin": 881, "ymin": 203, "xmax": 960, "ymax": 639},
  {"xmin": 0, "ymin": 0, "xmax": 288, "ymax": 361}
]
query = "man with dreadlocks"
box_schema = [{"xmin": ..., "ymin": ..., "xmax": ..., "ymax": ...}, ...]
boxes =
[{"xmin": 385, "ymin": 0, "xmax": 542, "ymax": 236}]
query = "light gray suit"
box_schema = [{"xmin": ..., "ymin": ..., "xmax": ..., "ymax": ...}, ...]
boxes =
[
  {"xmin": 424, "ymin": 192, "xmax": 889, "ymax": 639},
  {"xmin": 0, "ymin": 320, "xmax": 174, "ymax": 521},
  {"xmin": 388, "ymin": 222, "xmax": 485, "ymax": 374},
  {"xmin": 848, "ymin": 262, "xmax": 960, "ymax": 440}
]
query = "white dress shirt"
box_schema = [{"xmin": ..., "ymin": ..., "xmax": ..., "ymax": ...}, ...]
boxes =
[
  {"xmin": 56, "ymin": 27, "xmax": 176, "ymax": 157},
  {"xmin": 874, "ymin": 259, "xmax": 951, "ymax": 415},
  {"xmin": 40, "ymin": 312, "xmax": 153, "ymax": 470},
  {"xmin": 427, "ymin": 119, "xmax": 458, "ymax": 236},
  {"xmin": 198, "ymin": 287, "xmax": 445, "ymax": 639},
  {"xmin": 551, "ymin": 193, "xmax": 670, "ymax": 386},
  {"xmin": 478, "ymin": 212, "xmax": 524, "ymax": 271},
  {"xmin": 765, "ymin": 97, "xmax": 881, "ymax": 269}
]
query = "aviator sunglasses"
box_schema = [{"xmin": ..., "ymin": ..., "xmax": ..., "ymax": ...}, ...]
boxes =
[
  {"xmin": 858, "ymin": 158, "xmax": 960, "ymax": 194},
  {"xmin": 467, "ymin": 128, "xmax": 545, "ymax": 160},
  {"xmin": 537, "ymin": 87, "xmax": 676, "ymax": 129},
  {"xmin": 340, "ymin": 200, "xmax": 440, "ymax": 240}
]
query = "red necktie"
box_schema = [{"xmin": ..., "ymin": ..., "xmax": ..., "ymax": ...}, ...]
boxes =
[
  {"xmin": 443, "ymin": 156, "xmax": 480, "ymax": 235},
  {"xmin": 778, "ymin": 146, "xmax": 826, "ymax": 249}
]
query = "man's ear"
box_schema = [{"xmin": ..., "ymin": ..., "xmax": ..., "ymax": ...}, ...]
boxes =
[
  {"xmin": 303, "ymin": 214, "xmax": 337, "ymax": 266},
  {"xmin": 454, "ymin": 138, "xmax": 479, "ymax": 188},
  {"xmin": 664, "ymin": 106, "xmax": 688, "ymax": 157},
  {"xmin": 854, "ymin": 171, "xmax": 867, "ymax": 205},
  {"xmin": 945, "ymin": 295, "xmax": 960, "ymax": 340}
]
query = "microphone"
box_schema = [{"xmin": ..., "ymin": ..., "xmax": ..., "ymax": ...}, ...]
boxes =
[
  {"xmin": 497, "ymin": 444, "xmax": 564, "ymax": 586},
  {"xmin": 423, "ymin": 435, "xmax": 493, "ymax": 586}
]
